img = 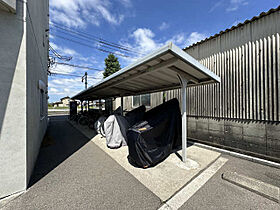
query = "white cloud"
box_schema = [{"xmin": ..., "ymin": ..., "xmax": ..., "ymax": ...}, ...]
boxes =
[
  {"xmin": 49, "ymin": 34, "xmax": 54, "ymax": 39},
  {"xmin": 209, "ymin": 0, "xmax": 224, "ymax": 13},
  {"xmin": 48, "ymin": 73, "xmax": 103, "ymax": 102},
  {"xmin": 166, "ymin": 33, "xmax": 187, "ymax": 46},
  {"xmin": 95, "ymin": 5, "xmax": 124, "ymax": 25},
  {"xmin": 159, "ymin": 22, "xmax": 169, "ymax": 31},
  {"xmin": 119, "ymin": 28, "xmax": 207, "ymax": 65},
  {"xmin": 51, "ymin": 65, "xmax": 75, "ymax": 74},
  {"xmin": 118, "ymin": 0, "xmax": 132, "ymax": 7},
  {"xmin": 226, "ymin": 0, "xmax": 248, "ymax": 12},
  {"xmin": 209, "ymin": 0, "xmax": 248, "ymax": 12},
  {"xmin": 50, "ymin": 42, "xmax": 79, "ymax": 56},
  {"xmin": 132, "ymin": 28, "xmax": 159, "ymax": 53},
  {"xmin": 50, "ymin": 0, "xmax": 126, "ymax": 28},
  {"xmin": 49, "ymin": 87, "xmax": 59, "ymax": 93}
]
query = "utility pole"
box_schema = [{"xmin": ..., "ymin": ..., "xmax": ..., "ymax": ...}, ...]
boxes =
[
  {"xmin": 82, "ymin": 72, "xmax": 88, "ymax": 111},
  {"xmin": 82, "ymin": 72, "xmax": 88, "ymax": 89}
]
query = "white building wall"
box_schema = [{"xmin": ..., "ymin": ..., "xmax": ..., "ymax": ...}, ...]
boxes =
[
  {"xmin": 0, "ymin": 0, "xmax": 27, "ymax": 198},
  {"xmin": 26, "ymin": 0, "xmax": 48, "ymax": 183},
  {"xmin": 0, "ymin": 0, "xmax": 49, "ymax": 199}
]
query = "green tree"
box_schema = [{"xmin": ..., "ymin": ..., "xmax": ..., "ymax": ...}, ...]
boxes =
[{"xmin": 103, "ymin": 54, "xmax": 121, "ymax": 78}]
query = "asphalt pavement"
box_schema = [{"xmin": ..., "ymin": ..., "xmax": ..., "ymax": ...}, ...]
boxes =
[
  {"xmin": 179, "ymin": 154, "xmax": 280, "ymax": 210},
  {"xmin": 2, "ymin": 116, "xmax": 161, "ymax": 210},
  {"xmin": 1, "ymin": 115, "xmax": 279, "ymax": 210}
]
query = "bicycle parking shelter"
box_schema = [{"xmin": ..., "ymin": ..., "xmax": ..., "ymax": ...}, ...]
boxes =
[{"xmin": 72, "ymin": 42, "xmax": 220, "ymax": 163}]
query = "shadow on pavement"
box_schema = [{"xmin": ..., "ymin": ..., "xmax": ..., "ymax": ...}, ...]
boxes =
[{"xmin": 28, "ymin": 115, "xmax": 96, "ymax": 187}]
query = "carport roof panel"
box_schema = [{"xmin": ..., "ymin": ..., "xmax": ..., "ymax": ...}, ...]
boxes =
[{"xmin": 72, "ymin": 42, "xmax": 220, "ymax": 100}]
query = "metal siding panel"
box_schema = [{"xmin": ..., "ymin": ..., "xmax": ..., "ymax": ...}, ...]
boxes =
[
  {"xmin": 237, "ymin": 47, "xmax": 241, "ymax": 119},
  {"xmin": 256, "ymin": 40, "xmax": 260, "ymax": 120},
  {"xmin": 242, "ymin": 45, "xmax": 246, "ymax": 119},
  {"xmin": 264, "ymin": 37, "xmax": 269, "ymax": 121},
  {"xmin": 205, "ymin": 58, "xmax": 208, "ymax": 116},
  {"xmin": 218, "ymin": 52, "xmax": 222, "ymax": 118},
  {"xmin": 229, "ymin": 50, "xmax": 233, "ymax": 118},
  {"xmin": 249, "ymin": 41, "xmax": 253, "ymax": 119},
  {"xmin": 245, "ymin": 43, "xmax": 250, "ymax": 119},
  {"xmin": 268, "ymin": 36, "xmax": 272, "ymax": 121},
  {"xmin": 237, "ymin": 47, "xmax": 243, "ymax": 119},
  {"xmin": 209, "ymin": 56, "xmax": 212, "ymax": 117},
  {"xmin": 238, "ymin": 46, "xmax": 242, "ymax": 119},
  {"xmin": 202, "ymin": 59, "xmax": 205, "ymax": 116},
  {"xmin": 232, "ymin": 48, "xmax": 236, "ymax": 118},
  {"xmin": 259, "ymin": 39, "xmax": 265, "ymax": 120},
  {"xmin": 195, "ymin": 86, "xmax": 198, "ymax": 116},
  {"xmin": 208, "ymin": 57, "xmax": 211, "ymax": 117},
  {"xmin": 225, "ymin": 51, "xmax": 228, "ymax": 118},
  {"xmin": 197, "ymin": 86, "xmax": 200, "ymax": 116},
  {"xmin": 223, "ymin": 52, "xmax": 226, "ymax": 118},
  {"xmin": 190, "ymin": 87, "xmax": 193, "ymax": 116},
  {"xmin": 277, "ymin": 33, "xmax": 280, "ymax": 121},
  {"xmin": 188, "ymin": 88, "xmax": 190, "ymax": 115},
  {"xmin": 214, "ymin": 54, "xmax": 218, "ymax": 117},
  {"xmin": 211, "ymin": 56, "xmax": 214, "ymax": 117},
  {"xmin": 272, "ymin": 34, "xmax": 277, "ymax": 121},
  {"xmin": 252, "ymin": 41, "xmax": 256, "ymax": 120},
  {"xmin": 204, "ymin": 84, "xmax": 207, "ymax": 116}
]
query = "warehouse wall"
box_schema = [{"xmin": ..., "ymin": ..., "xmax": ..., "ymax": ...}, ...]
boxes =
[
  {"xmin": 0, "ymin": 0, "xmax": 27, "ymax": 198},
  {"xmin": 182, "ymin": 10, "xmax": 280, "ymax": 161}
]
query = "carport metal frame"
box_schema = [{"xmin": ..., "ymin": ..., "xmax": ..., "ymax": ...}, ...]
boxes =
[{"xmin": 72, "ymin": 43, "xmax": 220, "ymax": 163}]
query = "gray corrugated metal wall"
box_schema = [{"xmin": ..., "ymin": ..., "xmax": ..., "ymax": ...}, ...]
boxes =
[{"xmin": 183, "ymin": 33, "xmax": 280, "ymax": 122}]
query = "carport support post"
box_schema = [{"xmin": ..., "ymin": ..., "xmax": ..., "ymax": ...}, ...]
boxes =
[{"xmin": 178, "ymin": 75, "xmax": 188, "ymax": 163}]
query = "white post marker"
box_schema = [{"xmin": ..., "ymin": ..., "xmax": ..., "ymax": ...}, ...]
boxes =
[{"xmin": 178, "ymin": 74, "xmax": 188, "ymax": 163}]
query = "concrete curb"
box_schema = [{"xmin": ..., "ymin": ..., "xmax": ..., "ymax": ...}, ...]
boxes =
[
  {"xmin": 0, "ymin": 190, "xmax": 25, "ymax": 209},
  {"xmin": 189, "ymin": 140, "xmax": 280, "ymax": 169},
  {"xmin": 222, "ymin": 171, "xmax": 280, "ymax": 203}
]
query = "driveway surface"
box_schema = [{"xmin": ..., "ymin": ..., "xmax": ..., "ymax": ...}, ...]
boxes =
[
  {"xmin": 179, "ymin": 155, "xmax": 280, "ymax": 210},
  {"xmin": 2, "ymin": 116, "xmax": 161, "ymax": 210},
  {"xmin": 1, "ymin": 115, "xmax": 279, "ymax": 210}
]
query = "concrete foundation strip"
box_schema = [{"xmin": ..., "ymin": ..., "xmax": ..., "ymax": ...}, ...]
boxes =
[
  {"xmin": 158, "ymin": 157, "xmax": 228, "ymax": 210},
  {"xmin": 222, "ymin": 171, "xmax": 280, "ymax": 203},
  {"xmin": 189, "ymin": 140, "xmax": 280, "ymax": 169}
]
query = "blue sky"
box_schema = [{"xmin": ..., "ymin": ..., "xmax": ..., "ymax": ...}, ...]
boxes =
[{"xmin": 48, "ymin": 0, "xmax": 279, "ymax": 102}]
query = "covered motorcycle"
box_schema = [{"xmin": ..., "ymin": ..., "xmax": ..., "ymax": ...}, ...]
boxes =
[{"xmin": 127, "ymin": 98, "xmax": 182, "ymax": 168}]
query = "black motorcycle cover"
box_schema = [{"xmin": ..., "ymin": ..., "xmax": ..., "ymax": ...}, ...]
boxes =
[
  {"xmin": 125, "ymin": 105, "xmax": 146, "ymax": 126},
  {"xmin": 127, "ymin": 98, "xmax": 182, "ymax": 168}
]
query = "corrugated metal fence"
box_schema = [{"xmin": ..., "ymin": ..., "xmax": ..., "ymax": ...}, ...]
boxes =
[{"xmin": 166, "ymin": 33, "xmax": 280, "ymax": 122}]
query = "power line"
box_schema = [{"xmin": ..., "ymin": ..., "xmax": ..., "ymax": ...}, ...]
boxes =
[
  {"xmin": 53, "ymin": 29, "xmax": 138, "ymax": 56},
  {"xmin": 54, "ymin": 62, "xmax": 104, "ymax": 71},
  {"xmin": 55, "ymin": 35, "xmax": 131, "ymax": 58},
  {"xmin": 49, "ymin": 45, "xmax": 72, "ymax": 61},
  {"xmin": 50, "ymin": 22, "xmax": 142, "ymax": 55},
  {"xmin": 49, "ymin": 71, "xmax": 100, "ymax": 79}
]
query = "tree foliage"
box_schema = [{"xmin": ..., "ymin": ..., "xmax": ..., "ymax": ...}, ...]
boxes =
[{"xmin": 103, "ymin": 54, "xmax": 121, "ymax": 78}]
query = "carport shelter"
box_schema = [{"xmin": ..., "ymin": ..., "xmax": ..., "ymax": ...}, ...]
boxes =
[{"xmin": 72, "ymin": 42, "xmax": 220, "ymax": 162}]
